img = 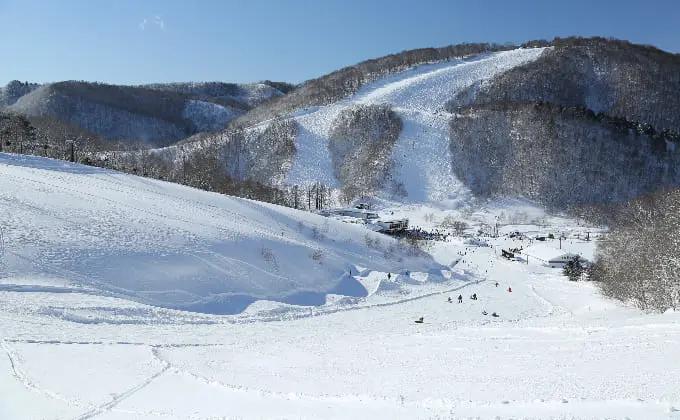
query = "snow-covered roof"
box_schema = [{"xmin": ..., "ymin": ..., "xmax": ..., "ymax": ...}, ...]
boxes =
[{"xmin": 521, "ymin": 245, "xmax": 578, "ymax": 263}]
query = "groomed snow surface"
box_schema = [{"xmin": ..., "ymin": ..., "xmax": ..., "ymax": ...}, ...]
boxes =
[
  {"xmin": 1, "ymin": 154, "xmax": 679, "ymax": 419},
  {"xmin": 285, "ymin": 48, "xmax": 547, "ymax": 203}
]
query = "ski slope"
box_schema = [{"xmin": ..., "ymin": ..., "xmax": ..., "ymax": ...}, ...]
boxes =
[
  {"xmin": 0, "ymin": 153, "xmax": 447, "ymax": 315},
  {"xmin": 286, "ymin": 48, "xmax": 547, "ymax": 203},
  {"xmin": 2, "ymin": 195, "xmax": 679, "ymax": 419}
]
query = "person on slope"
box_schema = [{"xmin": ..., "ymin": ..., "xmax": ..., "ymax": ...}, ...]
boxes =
[
  {"xmin": 471, "ymin": 293, "xmax": 477, "ymax": 300},
  {"xmin": 448, "ymin": 296, "xmax": 453, "ymax": 303},
  {"xmin": 458, "ymin": 294, "xmax": 463, "ymax": 303},
  {"xmin": 387, "ymin": 272, "xmax": 391, "ymax": 280},
  {"xmin": 495, "ymin": 282, "xmax": 499, "ymax": 287},
  {"xmin": 507, "ymin": 287, "xmax": 512, "ymax": 293}
]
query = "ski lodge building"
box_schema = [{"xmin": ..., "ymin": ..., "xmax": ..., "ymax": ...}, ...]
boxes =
[
  {"xmin": 318, "ymin": 206, "xmax": 409, "ymax": 234},
  {"xmin": 520, "ymin": 245, "xmax": 584, "ymax": 268}
]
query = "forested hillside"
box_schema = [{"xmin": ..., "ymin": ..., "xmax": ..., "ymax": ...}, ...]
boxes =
[
  {"xmin": 0, "ymin": 80, "xmax": 40, "ymax": 106},
  {"xmin": 5, "ymin": 37, "xmax": 680, "ymax": 215},
  {"xmin": 0, "ymin": 110, "xmax": 112, "ymax": 159},
  {"xmin": 590, "ymin": 188, "xmax": 680, "ymax": 312},
  {"xmin": 449, "ymin": 102, "xmax": 680, "ymax": 208},
  {"xmin": 235, "ymin": 42, "xmax": 519, "ymax": 127},
  {"xmin": 449, "ymin": 37, "xmax": 680, "ymax": 132},
  {"xmin": 1, "ymin": 80, "xmax": 288, "ymax": 146},
  {"xmin": 329, "ymin": 104, "xmax": 403, "ymax": 201},
  {"xmin": 143, "ymin": 81, "xmax": 292, "ymax": 109}
]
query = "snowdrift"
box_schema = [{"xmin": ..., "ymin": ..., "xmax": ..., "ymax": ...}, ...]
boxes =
[{"xmin": 0, "ymin": 153, "xmax": 444, "ymax": 314}]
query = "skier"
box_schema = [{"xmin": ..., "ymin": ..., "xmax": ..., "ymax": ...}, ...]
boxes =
[
  {"xmin": 482, "ymin": 310, "xmax": 488, "ymax": 315},
  {"xmin": 458, "ymin": 294, "xmax": 463, "ymax": 303},
  {"xmin": 507, "ymin": 287, "xmax": 512, "ymax": 293},
  {"xmin": 495, "ymin": 282, "xmax": 499, "ymax": 287},
  {"xmin": 447, "ymin": 297, "xmax": 452, "ymax": 303},
  {"xmin": 472, "ymin": 293, "xmax": 477, "ymax": 300},
  {"xmin": 387, "ymin": 272, "xmax": 391, "ymax": 280},
  {"xmin": 414, "ymin": 316, "xmax": 424, "ymax": 324},
  {"xmin": 492, "ymin": 312, "xmax": 499, "ymax": 317}
]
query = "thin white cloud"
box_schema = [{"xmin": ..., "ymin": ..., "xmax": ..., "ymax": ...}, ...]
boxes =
[
  {"xmin": 154, "ymin": 15, "xmax": 165, "ymax": 30},
  {"xmin": 139, "ymin": 15, "xmax": 165, "ymax": 31}
]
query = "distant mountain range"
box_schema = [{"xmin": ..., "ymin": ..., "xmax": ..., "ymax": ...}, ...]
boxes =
[
  {"xmin": 0, "ymin": 80, "xmax": 293, "ymax": 146},
  {"xmin": 3, "ymin": 37, "xmax": 680, "ymax": 211}
]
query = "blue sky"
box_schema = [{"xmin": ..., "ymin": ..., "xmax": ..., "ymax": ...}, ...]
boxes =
[{"xmin": 1, "ymin": 0, "xmax": 679, "ymax": 86}]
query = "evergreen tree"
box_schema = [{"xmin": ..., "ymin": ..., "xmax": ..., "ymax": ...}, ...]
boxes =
[{"xmin": 563, "ymin": 256, "xmax": 585, "ymax": 281}]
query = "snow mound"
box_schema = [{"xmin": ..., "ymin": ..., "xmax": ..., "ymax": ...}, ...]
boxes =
[{"xmin": 0, "ymin": 153, "xmax": 445, "ymax": 314}]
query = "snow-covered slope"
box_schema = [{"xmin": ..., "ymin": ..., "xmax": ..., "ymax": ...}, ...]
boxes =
[
  {"xmin": 2, "ymin": 201, "xmax": 679, "ymax": 419},
  {"xmin": 284, "ymin": 48, "xmax": 547, "ymax": 203},
  {"xmin": 0, "ymin": 153, "xmax": 445, "ymax": 314}
]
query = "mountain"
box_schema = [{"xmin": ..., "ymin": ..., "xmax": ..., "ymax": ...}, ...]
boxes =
[
  {"xmin": 448, "ymin": 37, "xmax": 680, "ymax": 132},
  {"xmin": 1, "ymin": 80, "xmax": 288, "ymax": 147},
  {"xmin": 6, "ymin": 38, "xmax": 680, "ymax": 211},
  {"xmin": 118, "ymin": 47, "xmax": 547, "ymax": 204},
  {"xmin": 119, "ymin": 37, "xmax": 680, "ymax": 211}
]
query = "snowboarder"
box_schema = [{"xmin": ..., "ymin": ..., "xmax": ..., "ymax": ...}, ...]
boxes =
[
  {"xmin": 482, "ymin": 310, "xmax": 488, "ymax": 315},
  {"xmin": 414, "ymin": 316, "xmax": 424, "ymax": 324},
  {"xmin": 458, "ymin": 294, "xmax": 463, "ymax": 303},
  {"xmin": 507, "ymin": 287, "xmax": 512, "ymax": 293}
]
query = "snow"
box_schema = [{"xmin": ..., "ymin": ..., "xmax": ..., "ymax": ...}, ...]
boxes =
[
  {"xmin": 285, "ymin": 48, "xmax": 548, "ymax": 203},
  {"xmin": 3, "ymin": 51, "xmax": 680, "ymax": 418},
  {"xmin": 1, "ymin": 160, "xmax": 679, "ymax": 419},
  {"xmin": 521, "ymin": 244, "xmax": 580, "ymax": 264},
  {"xmin": 0, "ymin": 153, "xmax": 444, "ymax": 315}
]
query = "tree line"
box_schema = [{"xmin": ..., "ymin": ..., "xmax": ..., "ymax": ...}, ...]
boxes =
[
  {"xmin": 449, "ymin": 36, "xmax": 680, "ymax": 133},
  {"xmin": 0, "ymin": 110, "xmax": 115, "ymax": 158},
  {"xmin": 448, "ymin": 102, "xmax": 680, "ymax": 209},
  {"xmin": 589, "ymin": 188, "xmax": 680, "ymax": 312},
  {"xmin": 234, "ymin": 42, "xmax": 521, "ymax": 128}
]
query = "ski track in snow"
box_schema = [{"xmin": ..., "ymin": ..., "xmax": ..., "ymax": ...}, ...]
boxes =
[
  {"xmin": 1, "ymin": 340, "xmax": 79, "ymax": 406},
  {"xmin": 72, "ymin": 347, "xmax": 170, "ymax": 420}
]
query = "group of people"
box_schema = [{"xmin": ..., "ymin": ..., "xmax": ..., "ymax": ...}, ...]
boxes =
[
  {"xmin": 444, "ymin": 291, "xmax": 498, "ymax": 316},
  {"xmin": 414, "ymin": 242, "xmax": 517, "ymax": 324},
  {"xmin": 448, "ymin": 293, "xmax": 477, "ymax": 303},
  {"xmin": 437, "ymin": 280, "xmax": 512, "ymax": 320},
  {"xmin": 399, "ymin": 226, "xmax": 449, "ymax": 242}
]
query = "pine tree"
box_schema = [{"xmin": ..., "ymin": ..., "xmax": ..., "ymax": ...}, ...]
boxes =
[{"xmin": 563, "ymin": 256, "xmax": 585, "ymax": 281}]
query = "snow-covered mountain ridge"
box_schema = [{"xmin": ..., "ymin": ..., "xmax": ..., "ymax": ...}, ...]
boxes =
[
  {"xmin": 1, "ymin": 80, "xmax": 288, "ymax": 146},
  {"xmin": 153, "ymin": 38, "xmax": 680, "ymax": 211}
]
